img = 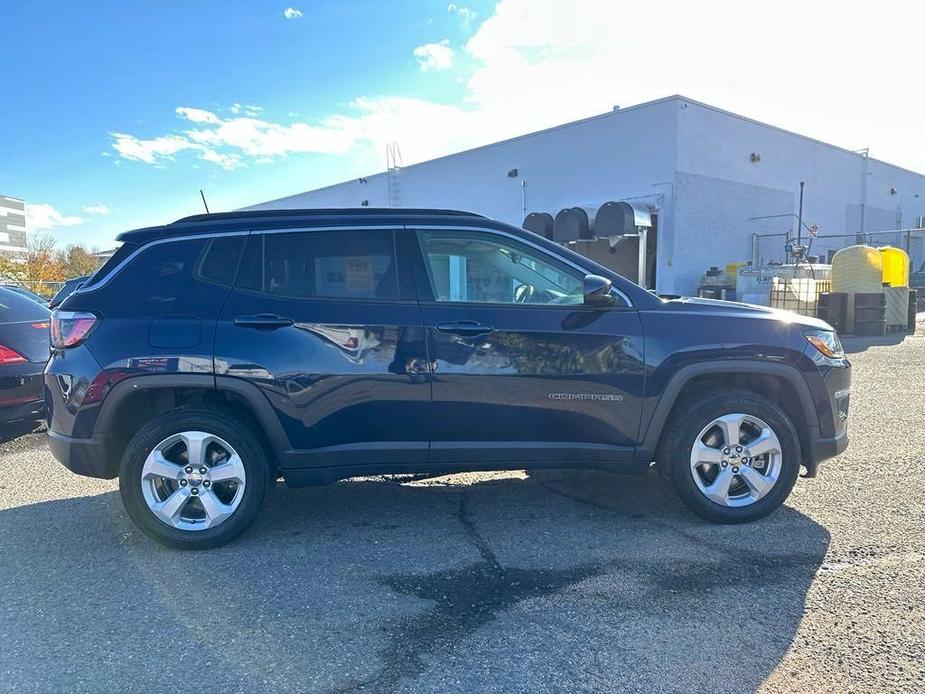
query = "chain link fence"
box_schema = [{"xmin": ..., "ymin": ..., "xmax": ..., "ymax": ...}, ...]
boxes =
[{"xmin": 753, "ymin": 228, "xmax": 924, "ymax": 269}]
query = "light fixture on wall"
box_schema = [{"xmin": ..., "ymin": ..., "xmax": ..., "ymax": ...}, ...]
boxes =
[
  {"xmin": 890, "ymin": 187, "xmax": 897, "ymax": 195},
  {"xmin": 360, "ymin": 199, "xmax": 369, "ymax": 206},
  {"xmin": 750, "ymin": 152, "xmax": 761, "ymax": 163},
  {"xmin": 507, "ymin": 168, "xmax": 519, "ymax": 178}
]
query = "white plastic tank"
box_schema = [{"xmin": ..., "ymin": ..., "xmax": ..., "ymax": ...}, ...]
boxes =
[
  {"xmin": 737, "ymin": 267, "xmax": 775, "ymax": 305},
  {"xmin": 832, "ymin": 246, "xmax": 883, "ymax": 293}
]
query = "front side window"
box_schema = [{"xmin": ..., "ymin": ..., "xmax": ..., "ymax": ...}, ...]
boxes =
[
  {"xmin": 237, "ymin": 229, "xmax": 399, "ymax": 300},
  {"xmin": 417, "ymin": 230, "xmax": 586, "ymax": 305}
]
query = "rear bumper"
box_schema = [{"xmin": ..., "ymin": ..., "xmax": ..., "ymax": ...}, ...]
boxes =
[
  {"xmin": 0, "ymin": 365, "xmax": 44, "ymax": 423},
  {"xmin": 47, "ymin": 429, "xmax": 116, "ymax": 479}
]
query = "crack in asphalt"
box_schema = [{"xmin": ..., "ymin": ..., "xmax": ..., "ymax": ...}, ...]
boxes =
[
  {"xmin": 337, "ymin": 474, "xmax": 828, "ymax": 692},
  {"xmin": 338, "ymin": 488, "xmax": 602, "ymax": 692}
]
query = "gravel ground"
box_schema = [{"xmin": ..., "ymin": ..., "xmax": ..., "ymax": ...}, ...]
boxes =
[{"xmin": 1, "ymin": 325, "xmax": 923, "ymax": 693}]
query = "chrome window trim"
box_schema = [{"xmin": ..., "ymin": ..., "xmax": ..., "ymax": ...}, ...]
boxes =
[
  {"xmin": 74, "ymin": 225, "xmax": 404, "ymax": 295},
  {"xmin": 408, "ymin": 224, "xmax": 635, "ymax": 308}
]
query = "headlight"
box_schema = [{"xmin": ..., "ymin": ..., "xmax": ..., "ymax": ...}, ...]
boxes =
[{"xmin": 804, "ymin": 329, "xmax": 844, "ymax": 359}]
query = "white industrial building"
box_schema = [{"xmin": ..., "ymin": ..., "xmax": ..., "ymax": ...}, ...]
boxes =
[{"xmin": 247, "ymin": 95, "xmax": 925, "ymax": 295}]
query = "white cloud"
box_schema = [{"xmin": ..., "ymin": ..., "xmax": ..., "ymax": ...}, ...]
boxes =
[
  {"xmin": 106, "ymin": 0, "xmax": 925, "ymax": 174},
  {"xmin": 200, "ymin": 150, "xmax": 243, "ymax": 170},
  {"xmin": 448, "ymin": 4, "xmax": 477, "ymax": 28},
  {"xmin": 110, "ymin": 132, "xmax": 200, "ymax": 164},
  {"xmin": 25, "ymin": 203, "xmax": 84, "ymax": 231},
  {"xmin": 175, "ymin": 107, "xmax": 221, "ymax": 124},
  {"xmin": 283, "ymin": 7, "xmax": 302, "ymax": 20},
  {"xmin": 83, "ymin": 203, "xmax": 110, "ymax": 215},
  {"xmin": 413, "ymin": 40, "xmax": 455, "ymax": 72}
]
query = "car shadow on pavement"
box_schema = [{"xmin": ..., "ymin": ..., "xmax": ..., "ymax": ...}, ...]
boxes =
[
  {"xmin": 0, "ymin": 419, "xmax": 44, "ymax": 445},
  {"xmin": 0, "ymin": 468, "xmax": 830, "ymax": 693}
]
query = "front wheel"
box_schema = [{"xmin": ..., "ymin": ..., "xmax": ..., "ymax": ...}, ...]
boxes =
[
  {"xmin": 119, "ymin": 407, "xmax": 271, "ymax": 549},
  {"xmin": 658, "ymin": 391, "xmax": 801, "ymax": 523}
]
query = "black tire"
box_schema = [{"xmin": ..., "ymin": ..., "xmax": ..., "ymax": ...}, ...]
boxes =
[
  {"xmin": 657, "ymin": 390, "xmax": 801, "ymax": 523},
  {"xmin": 119, "ymin": 406, "xmax": 272, "ymax": 549}
]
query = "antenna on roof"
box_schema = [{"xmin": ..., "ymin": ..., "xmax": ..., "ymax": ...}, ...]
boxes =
[{"xmin": 199, "ymin": 189, "xmax": 210, "ymax": 214}]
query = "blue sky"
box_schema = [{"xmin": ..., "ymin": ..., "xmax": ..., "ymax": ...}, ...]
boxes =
[
  {"xmin": 3, "ymin": 1, "xmax": 491, "ymax": 247},
  {"xmin": 4, "ymin": 1, "xmax": 924, "ymax": 249}
]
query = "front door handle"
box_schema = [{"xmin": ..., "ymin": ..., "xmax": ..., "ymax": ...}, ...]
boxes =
[
  {"xmin": 234, "ymin": 314, "xmax": 294, "ymax": 330},
  {"xmin": 436, "ymin": 320, "xmax": 494, "ymax": 336}
]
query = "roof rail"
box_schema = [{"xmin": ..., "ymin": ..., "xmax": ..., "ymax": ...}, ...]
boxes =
[{"xmin": 170, "ymin": 207, "xmax": 487, "ymax": 225}]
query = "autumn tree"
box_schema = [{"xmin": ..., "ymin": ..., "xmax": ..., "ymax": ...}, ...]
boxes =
[
  {"xmin": 0, "ymin": 235, "xmax": 101, "ymax": 297},
  {"xmin": 58, "ymin": 244, "xmax": 100, "ymax": 278}
]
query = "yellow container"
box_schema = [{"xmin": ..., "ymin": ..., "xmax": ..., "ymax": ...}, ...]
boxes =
[
  {"xmin": 832, "ymin": 245, "xmax": 883, "ymax": 294},
  {"xmin": 878, "ymin": 246, "xmax": 910, "ymax": 287},
  {"xmin": 725, "ymin": 261, "xmax": 747, "ymax": 278}
]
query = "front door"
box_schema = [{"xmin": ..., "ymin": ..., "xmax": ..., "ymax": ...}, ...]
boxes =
[
  {"xmin": 214, "ymin": 226, "xmax": 431, "ymax": 470},
  {"xmin": 409, "ymin": 226, "xmax": 645, "ymax": 467}
]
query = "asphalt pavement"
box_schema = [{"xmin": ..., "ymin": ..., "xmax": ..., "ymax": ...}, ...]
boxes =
[{"xmin": 1, "ymin": 325, "xmax": 923, "ymax": 693}]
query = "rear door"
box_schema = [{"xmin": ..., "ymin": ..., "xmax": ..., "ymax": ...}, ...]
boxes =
[
  {"xmin": 409, "ymin": 225, "xmax": 645, "ymax": 467},
  {"xmin": 214, "ymin": 226, "xmax": 431, "ymax": 470}
]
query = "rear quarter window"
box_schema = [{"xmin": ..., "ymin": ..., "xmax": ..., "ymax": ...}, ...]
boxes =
[{"xmin": 93, "ymin": 236, "xmax": 245, "ymax": 316}]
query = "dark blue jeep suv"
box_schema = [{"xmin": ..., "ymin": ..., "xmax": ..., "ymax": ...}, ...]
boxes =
[{"xmin": 45, "ymin": 209, "xmax": 850, "ymax": 548}]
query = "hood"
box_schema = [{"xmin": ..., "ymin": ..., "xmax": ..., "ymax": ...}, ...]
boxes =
[{"xmin": 653, "ymin": 296, "xmax": 834, "ymax": 331}]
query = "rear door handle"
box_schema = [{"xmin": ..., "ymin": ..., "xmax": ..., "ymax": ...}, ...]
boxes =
[
  {"xmin": 436, "ymin": 320, "xmax": 494, "ymax": 336},
  {"xmin": 234, "ymin": 314, "xmax": 294, "ymax": 330}
]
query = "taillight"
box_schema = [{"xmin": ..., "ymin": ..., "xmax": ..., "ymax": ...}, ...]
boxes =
[
  {"xmin": 50, "ymin": 311, "xmax": 98, "ymax": 349},
  {"xmin": 0, "ymin": 345, "xmax": 26, "ymax": 365}
]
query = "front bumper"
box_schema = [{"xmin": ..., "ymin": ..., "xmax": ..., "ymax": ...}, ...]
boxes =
[{"xmin": 804, "ymin": 428, "xmax": 849, "ymax": 477}]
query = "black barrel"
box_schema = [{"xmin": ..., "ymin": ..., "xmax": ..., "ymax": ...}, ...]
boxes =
[
  {"xmin": 854, "ymin": 292, "xmax": 886, "ymax": 335},
  {"xmin": 817, "ymin": 292, "xmax": 848, "ymax": 332},
  {"xmin": 552, "ymin": 207, "xmax": 592, "ymax": 243},
  {"xmin": 523, "ymin": 212, "xmax": 555, "ymax": 240},
  {"xmin": 908, "ymin": 289, "xmax": 918, "ymax": 334},
  {"xmin": 854, "ymin": 292, "xmax": 886, "ymax": 307}
]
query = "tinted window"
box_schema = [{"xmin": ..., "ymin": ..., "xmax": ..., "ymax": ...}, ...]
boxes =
[
  {"xmin": 195, "ymin": 236, "xmax": 245, "ymax": 287},
  {"xmin": 417, "ymin": 230, "xmax": 586, "ymax": 305},
  {"xmin": 81, "ymin": 242, "xmax": 138, "ymax": 290},
  {"xmin": 100, "ymin": 238, "xmax": 239, "ymax": 316},
  {"xmin": 238, "ymin": 230, "xmax": 398, "ymax": 300}
]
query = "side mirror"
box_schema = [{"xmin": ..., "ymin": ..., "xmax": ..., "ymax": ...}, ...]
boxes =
[{"xmin": 583, "ymin": 274, "xmax": 614, "ymax": 306}]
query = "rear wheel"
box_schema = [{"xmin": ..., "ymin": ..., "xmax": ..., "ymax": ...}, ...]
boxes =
[
  {"xmin": 658, "ymin": 390, "xmax": 801, "ymax": 523},
  {"xmin": 119, "ymin": 407, "xmax": 271, "ymax": 549}
]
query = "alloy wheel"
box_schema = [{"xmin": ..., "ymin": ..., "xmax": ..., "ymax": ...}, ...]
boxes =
[
  {"xmin": 140, "ymin": 431, "xmax": 247, "ymax": 531},
  {"xmin": 689, "ymin": 413, "xmax": 782, "ymax": 508}
]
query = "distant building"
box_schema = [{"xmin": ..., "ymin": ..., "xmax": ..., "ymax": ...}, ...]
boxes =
[
  {"xmin": 91, "ymin": 248, "xmax": 117, "ymax": 263},
  {"xmin": 246, "ymin": 95, "xmax": 925, "ymax": 295},
  {"xmin": 0, "ymin": 196, "xmax": 27, "ymax": 254}
]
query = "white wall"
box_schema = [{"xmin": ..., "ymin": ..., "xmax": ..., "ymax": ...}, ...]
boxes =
[
  {"xmin": 671, "ymin": 99, "xmax": 925, "ymax": 292},
  {"xmin": 248, "ymin": 96, "xmax": 925, "ymax": 296},
  {"xmin": 249, "ymin": 99, "xmax": 679, "ymax": 223}
]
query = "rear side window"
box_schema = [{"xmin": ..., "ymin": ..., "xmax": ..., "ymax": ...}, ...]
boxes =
[
  {"xmin": 195, "ymin": 236, "xmax": 246, "ymax": 287},
  {"xmin": 237, "ymin": 229, "xmax": 399, "ymax": 300},
  {"xmin": 101, "ymin": 238, "xmax": 243, "ymax": 314},
  {"xmin": 81, "ymin": 242, "xmax": 139, "ymax": 290}
]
